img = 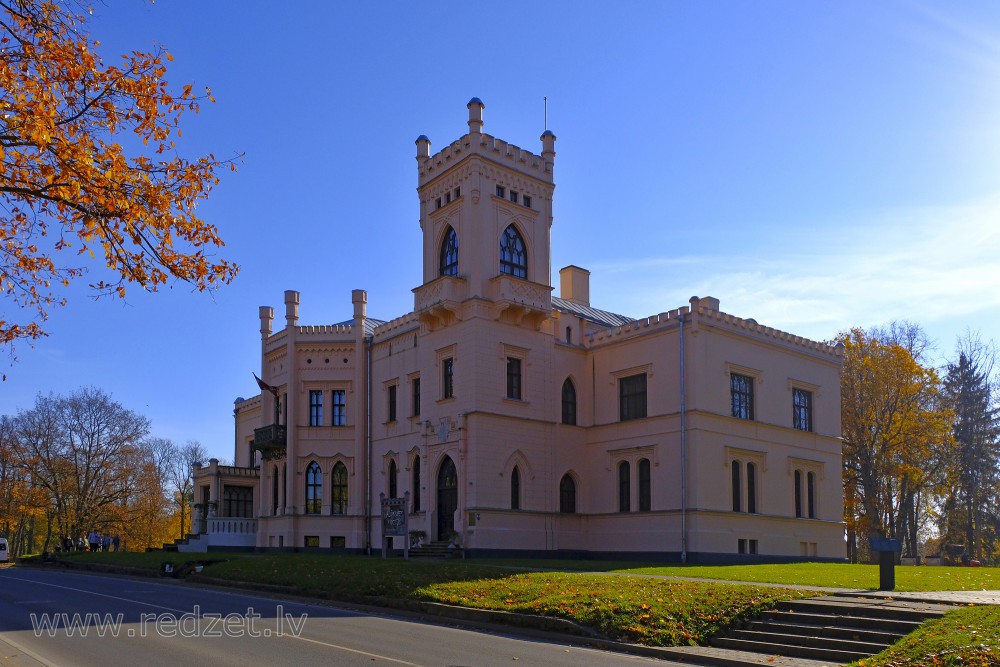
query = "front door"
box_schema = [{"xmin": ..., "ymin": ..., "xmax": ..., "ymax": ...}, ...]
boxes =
[{"xmin": 436, "ymin": 456, "xmax": 457, "ymax": 541}]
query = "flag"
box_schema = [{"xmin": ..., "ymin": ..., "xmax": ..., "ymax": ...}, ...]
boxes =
[{"xmin": 253, "ymin": 372, "xmax": 279, "ymax": 397}]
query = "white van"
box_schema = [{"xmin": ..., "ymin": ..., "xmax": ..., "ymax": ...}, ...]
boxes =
[{"xmin": 0, "ymin": 538, "xmax": 8, "ymax": 562}]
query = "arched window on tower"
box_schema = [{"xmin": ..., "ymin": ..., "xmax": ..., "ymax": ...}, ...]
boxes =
[
  {"xmin": 499, "ymin": 225, "xmax": 527, "ymax": 279},
  {"xmin": 440, "ymin": 226, "xmax": 458, "ymax": 276}
]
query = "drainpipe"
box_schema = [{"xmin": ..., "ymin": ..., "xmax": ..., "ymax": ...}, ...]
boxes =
[
  {"xmin": 679, "ymin": 312, "xmax": 688, "ymax": 564},
  {"xmin": 365, "ymin": 336, "xmax": 373, "ymax": 555}
]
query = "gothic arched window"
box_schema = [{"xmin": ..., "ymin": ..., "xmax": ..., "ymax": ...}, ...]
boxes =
[
  {"xmin": 305, "ymin": 461, "xmax": 322, "ymax": 515},
  {"xmin": 331, "ymin": 462, "xmax": 348, "ymax": 515},
  {"xmin": 440, "ymin": 226, "xmax": 458, "ymax": 276},
  {"xmin": 499, "ymin": 225, "xmax": 527, "ymax": 279},
  {"xmin": 561, "ymin": 378, "xmax": 577, "ymax": 426}
]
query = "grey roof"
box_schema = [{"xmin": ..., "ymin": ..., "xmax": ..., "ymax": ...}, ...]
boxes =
[
  {"xmin": 551, "ymin": 296, "xmax": 633, "ymax": 328},
  {"xmin": 334, "ymin": 317, "xmax": 388, "ymax": 337}
]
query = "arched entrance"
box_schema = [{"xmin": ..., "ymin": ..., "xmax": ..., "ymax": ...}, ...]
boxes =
[{"xmin": 436, "ymin": 456, "xmax": 458, "ymax": 541}]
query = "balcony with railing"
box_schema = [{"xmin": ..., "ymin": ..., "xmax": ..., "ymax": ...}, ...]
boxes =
[{"xmin": 252, "ymin": 424, "xmax": 287, "ymax": 460}]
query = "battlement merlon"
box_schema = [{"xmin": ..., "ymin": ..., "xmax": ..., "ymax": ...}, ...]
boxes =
[{"xmin": 415, "ymin": 98, "xmax": 556, "ymax": 188}]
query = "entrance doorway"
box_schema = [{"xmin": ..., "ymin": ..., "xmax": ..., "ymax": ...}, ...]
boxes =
[{"xmin": 436, "ymin": 456, "xmax": 457, "ymax": 541}]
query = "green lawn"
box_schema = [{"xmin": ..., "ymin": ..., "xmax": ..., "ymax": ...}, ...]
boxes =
[{"xmin": 45, "ymin": 553, "xmax": 1000, "ymax": 663}]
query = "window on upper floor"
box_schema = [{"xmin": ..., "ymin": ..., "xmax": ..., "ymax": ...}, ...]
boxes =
[
  {"xmin": 559, "ymin": 474, "xmax": 576, "ymax": 513},
  {"xmin": 619, "ymin": 373, "xmax": 647, "ymax": 422},
  {"xmin": 412, "ymin": 377, "xmax": 421, "ymax": 417},
  {"xmin": 440, "ymin": 226, "xmax": 458, "ymax": 277},
  {"xmin": 331, "ymin": 462, "xmax": 348, "ymax": 515},
  {"xmin": 332, "ymin": 390, "xmax": 346, "ymax": 427},
  {"xmin": 523, "ymin": 195, "xmax": 532, "ymax": 208},
  {"xmin": 510, "ymin": 466, "xmax": 521, "ymax": 510},
  {"xmin": 561, "ymin": 378, "xmax": 577, "ymax": 426},
  {"xmin": 496, "ymin": 185, "xmax": 505, "ymax": 198},
  {"xmin": 506, "ymin": 357, "xmax": 522, "ymax": 400},
  {"xmin": 499, "ymin": 225, "xmax": 527, "ymax": 279},
  {"xmin": 731, "ymin": 373, "xmax": 755, "ymax": 420},
  {"xmin": 309, "ymin": 390, "xmax": 323, "ymax": 427},
  {"xmin": 509, "ymin": 190, "xmax": 519, "ymax": 204},
  {"xmin": 793, "ymin": 388, "xmax": 813, "ymax": 432},
  {"xmin": 442, "ymin": 358, "xmax": 454, "ymax": 399},
  {"xmin": 387, "ymin": 384, "xmax": 397, "ymax": 422},
  {"xmin": 305, "ymin": 461, "xmax": 322, "ymax": 515}
]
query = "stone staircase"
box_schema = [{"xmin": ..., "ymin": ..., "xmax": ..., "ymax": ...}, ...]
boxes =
[{"xmin": 698, "ymin": 594, "xmax": 952, "ymax": 665}]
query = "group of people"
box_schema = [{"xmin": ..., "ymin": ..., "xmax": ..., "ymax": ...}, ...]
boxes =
[{"xmin": 60, "ymin": 532, "xmax": 120, "ymax": 553}]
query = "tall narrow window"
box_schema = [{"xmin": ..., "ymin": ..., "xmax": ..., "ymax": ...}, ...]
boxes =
[
  {"xmin": 506, "ymin": 357, "xmax": 522, "ymax": 400},
  {"xmin": 439, "ymin": 227, "xmax": 458, "ymax": 277},
  {"xmin": 388, "ymin": 460, "xmax": 398, "ymax": 499},
  {"xmin": 387, "ymin": 385, "xmax": 397, "ymax": 422},
  {"xmin": 731, "ymin": 460, "xmax": 742, "ymax": 512},
  {"xmin": 271, "ymin": 465, "xmax": 279, "ymax": 515},
  {"xmin": 309, "ymin": 390, "xmax": 323, "ymax": 426},
  {"xmin": 559, "ymin": 474, "xmax": 576, "ymax": 513},
  {"xmin": 561, "ymin": 378, "xmax": 577, "ymax": 425},
  {"xmin": 807, "ymin": 471, "xmax": 816, "ymax": 519},
  {"xmin": 638, "ymin": 458, "xmax": 651, "ymax": 512},
  {"xmin": 305, "ymin": 461, "xmax": 322, "ymax": 515},
  {"xmin": 618, "ymin": 461, "xmax": 631, "ymax": 512},
  {"xmin": 793, "ymin": 388, "xmax": 813, "ymax": 432},
  {"xmin": 442, "ymin": 358, "xmax": 454, "ymax": 399},
  {"xmin": 332, "ymin": 390, "xmax": 346, "ymax": 426},
  {"xmin": 412, "ymin": 377, "xmax": 421, "ymax": 417},
  {"xmin": 794, "ymin": 470, "xmax": 803, "ymax": 518},
  {"xmin": 331, "ymin": 462, "xmax": 348, "ymax": 515},
  {"xmin": 619, "ymin": 373, "xmax": 647, "ymax": 421},
  {"xmin": 747, "ymin": 462, "xmax": 757, "ymax": 514},
  {"xmin": 412, "ymin": 457, "xmax": 421, "ymax": 512},
  {"xmin": 499, "ymin": 225, "xmax": 527, "ymax": 279},
  {"xmin": 731, "ymin": 373, "xmax": 755, "ymax": 420},
  {"xmin": 510, "ymin": 466, "xmax": 520, "ymax": 510}
]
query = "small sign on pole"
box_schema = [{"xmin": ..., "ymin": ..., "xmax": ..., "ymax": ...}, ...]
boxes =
[{"xmin": 380, "ymin": 491, "xmax": 409, "ymax": 560}]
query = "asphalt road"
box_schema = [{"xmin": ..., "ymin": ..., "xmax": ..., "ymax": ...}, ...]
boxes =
[{"xmin": 0, "ymin": 567, "xmax": 671, "ymax": 667}]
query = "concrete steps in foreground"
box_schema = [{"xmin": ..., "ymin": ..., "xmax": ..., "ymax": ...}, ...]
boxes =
[{"xmin": 695, "ymin": 594, "xmax": 952, "ymax": 666}]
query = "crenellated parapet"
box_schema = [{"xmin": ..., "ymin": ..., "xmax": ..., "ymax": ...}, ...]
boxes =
[
  {"xmin": 372, "ymin": 312, "xmax": 419, "ymax": 339},
  {"xmin": 296, "ymin": 324, "xmax": 354, "ymax": 338},
  {"xmin": 416, "ymin": 98, "xmax": 555, "ymax": 189},
  {"xmin": 689, "ymin": 297, "xmax": 842, "ymax": 359},
  {"xmin": 588, "ymin": 308, "xmax": 688, "ymax": 347}
]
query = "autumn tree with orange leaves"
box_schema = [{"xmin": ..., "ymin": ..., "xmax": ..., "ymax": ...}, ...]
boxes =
[{"xmin": 0, "ymin": 0, "xmax": 238, "ymax": 356}]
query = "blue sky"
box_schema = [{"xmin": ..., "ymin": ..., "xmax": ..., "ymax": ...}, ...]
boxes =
[{"xmin": 3, "ymin": 1, "xmax": 999, "ymax": 461}]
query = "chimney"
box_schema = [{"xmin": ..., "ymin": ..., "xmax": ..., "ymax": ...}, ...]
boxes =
[
  {"xmin": 467, "ymin": 97, "xmax": 484, "ymax": 134},
  {"xmin": 559, "ymin": 265, "xmax": 590, "ymax": 306}
]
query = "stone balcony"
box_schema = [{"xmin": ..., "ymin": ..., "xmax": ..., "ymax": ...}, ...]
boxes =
[
  {"xmin": 488, "ymin": 275, "xmax": 552, "ymax": 329},
  {"xmin": 413, "ymin": 275, "xmax": 467, "ymax": 329}
]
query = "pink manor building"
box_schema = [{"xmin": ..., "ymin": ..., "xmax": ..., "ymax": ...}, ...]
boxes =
[{"xmin": 188, "ymin": 99, "xmax": 845, "ymax": 562}]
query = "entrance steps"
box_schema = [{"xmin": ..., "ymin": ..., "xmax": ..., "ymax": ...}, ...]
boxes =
[
  {"xmin": 408, "ymin": 540, "xmax": 462, "ymax": 559},
  {"xmin": 689, "ymin": 594, "xmax": 952, "ymax": 666}
]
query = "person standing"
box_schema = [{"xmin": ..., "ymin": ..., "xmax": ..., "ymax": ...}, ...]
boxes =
[
  {"xmin": 87, "ymin": 530, "xmax": 99, "ymax": 552},
  {"xmin": 112, "ymin": 534, "xmax": 120, "ymax": 552}
]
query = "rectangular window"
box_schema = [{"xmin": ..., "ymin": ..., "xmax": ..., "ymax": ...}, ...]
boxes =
[
  {"xmin": 442, "ymin": 358, "xmax": 454, "ymax": 399},
  {"xmin": 619, "ymin": 373, "xmax": 647, "ymax": 421},
  {"xmin": 793, "ymin": 388, "xmax": 813, "ymax": 432},
  {"xmin": 222, "ymin": 486, "xmax": 253, "ymax": 518},
  {"xmin": 304, "ymin": 535, "xmax": 319, "ymax": 548},
  {"xmin": 523, "ymin": 195, "xmax": 531, "ymax": 208},
  {"xmin": 454, "ymin": 186, "xmax": 461, "ymax": 199},
  {"xmin": 731, "ymin": 373, "xmax": 754, "ymax": 420},
  {"xmin": 496, "ymin": 185, "xmax": 505, "ymax": 198},
  {"xmin": 309, "ymin": 390, "xmax": 323, "ymax": 427},
  {"xmin": 445, "ymin": 191, "xmax": 451, "ymax": 203},
  {"xmin": 387, "ymin": 385, "xmax": 397, "ymax": 422},
  {"xmin": 435, "ymin": 197, "xmax": 442, "ymax": 209},
  {"xmin": 412, "ymin": 377, "xmax": 421, "ymax": 417},
  {"xmin": 506, "ymin": 357, "xmax": 522, "ymax": 400},
  {"xmin": 332, "ymin": 390, "xmax": 346, "ymax": 426},
  {"xmin": 509, "ymin": 190, "xmax": 519, "ymax": 203}
]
